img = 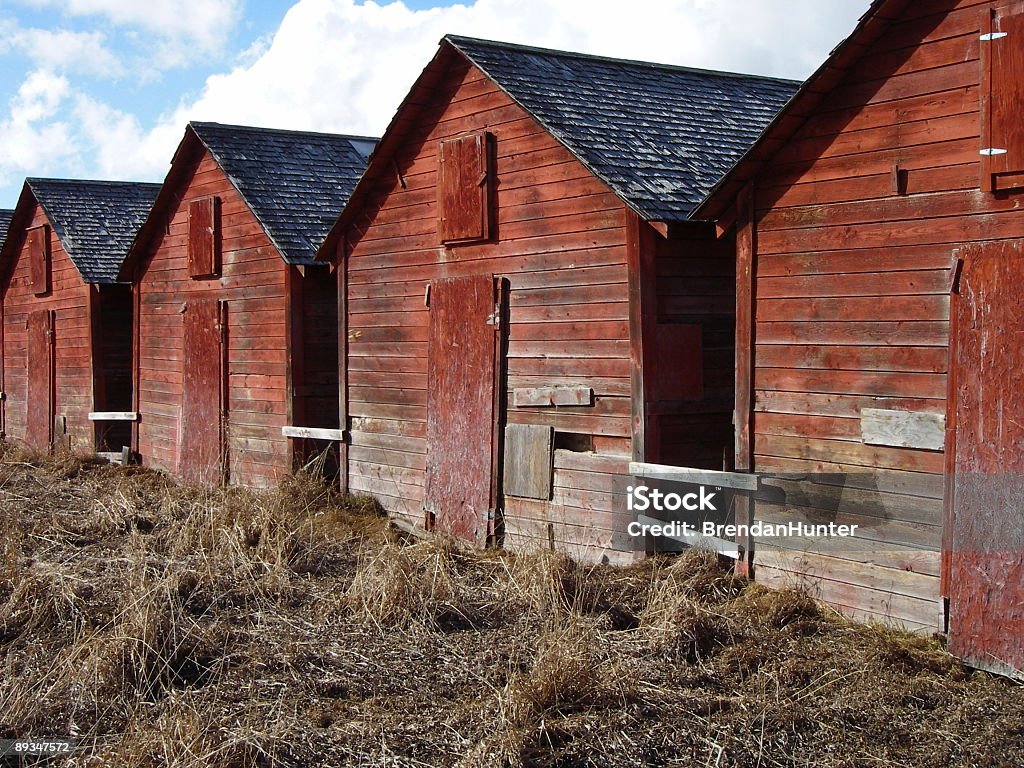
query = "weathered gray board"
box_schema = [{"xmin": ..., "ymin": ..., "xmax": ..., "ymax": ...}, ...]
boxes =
[
  {"xmin": 512, "ymin": 386, "xmax": 593, "ymax": 407},
  {"xmin": 503, "ymin": 424, "xmax": 554, "ymax": 500},
  {"xmin": 860, "ymin": 408, "xmax": 945, "ymax": 451}
]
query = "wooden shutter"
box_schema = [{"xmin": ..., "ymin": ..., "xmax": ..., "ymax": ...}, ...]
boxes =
[
  {"xmin": 982, "ymin": 6, "xmax": 1024, "ymax": 191},
  {"xmin": 438, "ymin": 132, "xmax": 493, "ymax": 244},
  {"xmin": 28, "ymin": 225, "xmax": 50, "ymax": 296},
  {"xmin": 188, "ymin": 196, "xmax": 220, "ymax": 278}
]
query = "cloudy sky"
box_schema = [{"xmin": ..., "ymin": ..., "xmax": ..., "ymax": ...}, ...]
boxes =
[{"xmin": 0, "ymin": 0, "xmax": 871, "ymax": 208}]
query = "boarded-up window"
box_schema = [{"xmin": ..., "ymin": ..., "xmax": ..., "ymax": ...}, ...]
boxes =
[
  {"xmin": 188, "ymin": 196, "xmax": 220, "ymax": 278},
  {"xmin": 28, "ymin": 225, "xmax": 50, "ymax": 296},
  {"xmin": 438, "ymin": 132, "xmax": 493, "ymax": 244},
  {"xmin": 982, "ymin": 6, "xmax": 1024, "ymax": 191}
]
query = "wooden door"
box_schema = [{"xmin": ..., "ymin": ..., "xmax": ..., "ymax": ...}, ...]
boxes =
[
  {"xmin": 179, "ymin": 299, "xmax": 226, "ymax": 485},
  {"xmin": 948, "ymin": 242, "xmax": 1024, "ymax": 679},
  {"xmin": 26, "ymin": 309, "xmax": 54, "ymax": 450},
  {"xmin": 424, "ymin": 274, "xmax": 505, "ymax": 545}
]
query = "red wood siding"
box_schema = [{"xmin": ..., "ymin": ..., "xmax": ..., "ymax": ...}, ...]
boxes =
[
  {"xmin": 134, "ymin": 149, "xmax": 291, "ymax": 488},
  {"xmin": 2, "ymin": 202, "xmax": 93, "ymax": 451},
  {"xmin": 344, "ymin": 59, "xmax": 638, "ymax": 563},
  {"xmin": 739, "ymin": 0, "xmax": 1011, "ymax": 632}
]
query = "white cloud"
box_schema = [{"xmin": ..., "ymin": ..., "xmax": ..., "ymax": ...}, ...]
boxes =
[
  {"xmin": 0, "ymin": 70, "xmax": 79, "ymax": 187},
  {"xmin": 18, "ymin": 0, "xmax": 243, "ymax": 67},
  {"xmin": 3, "ymin": 26, "xmax": 122, "ymax": 76}
]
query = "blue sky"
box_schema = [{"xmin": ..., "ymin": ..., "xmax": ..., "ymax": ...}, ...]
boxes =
[{"xmin": 0, "ymin": 0, "xmax": 870, "ymax": 209}]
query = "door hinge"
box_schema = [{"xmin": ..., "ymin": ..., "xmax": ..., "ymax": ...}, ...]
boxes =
[
  {"xmin": 980, "ymin": 31, "xmax": 1008, "ymax": 41},
  {"xmin": 980, "ymin": 148, "xmax": 1008, "ymax": 156}
]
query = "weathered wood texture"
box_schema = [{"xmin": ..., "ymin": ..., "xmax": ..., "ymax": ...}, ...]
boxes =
[
  {"xmin": 134, "ymin": 149, "xmax": 336, "ymax": 488},
  {"xmin": 947, "ymin": 241, "xmax": 1024, "ymax": 679},
  {"xmin": 733, "ymin": 0, "xmax": 1020, "ymax": 632},
  {"xmin": 179, "ymin": 299, "xmax": 224, "ymax": 484},
  {"xmin": 344, "ymin": 60, "xmax": 633, "ymax": 558},
  {"xmin": 342, "ymin": 58, "xmax": 724, "ymax": 562},
  {"xmin": 503, "ymin": 423, "xmax": 554, "ymax": 500},
  {"xmin": 424, "ymin": 274, "xmax": 499, "ymax": 545},
  {"xmin": 1, "ymin": 202, "xmax": 94, "ymax": 451}
]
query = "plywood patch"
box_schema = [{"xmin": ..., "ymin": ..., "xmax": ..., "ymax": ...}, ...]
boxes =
[{"xmin": 503, "ymin": 424, "xmax": 553, "ymax": 500}]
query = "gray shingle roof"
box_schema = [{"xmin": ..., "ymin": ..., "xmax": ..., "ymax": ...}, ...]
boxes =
[
  {"xmin": 190, "ymin": 122, "xmax": 376, "ymax": 264},
  {"xmin": 446, "ymin": 35, "xmax": 799, "ymax": 222},
  {"xmin": 27, "ymin": 179, "xmax": 160, "ymax": 284},
  {"xmin": 0, "ymin": 209, "xmax": 13, "ymax": 250}
]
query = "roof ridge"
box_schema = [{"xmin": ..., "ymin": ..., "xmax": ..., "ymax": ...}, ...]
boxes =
[
  {"xmin": 27, "ymin": 177, "xmax": 162, "ymax": 189},
  {"xmin": 444, "ymin": 34, "xmax": 802, "ymax": 86},
  {"xmin": 189, "ymin": 121, "xmax": 379, "ymax": 144}
]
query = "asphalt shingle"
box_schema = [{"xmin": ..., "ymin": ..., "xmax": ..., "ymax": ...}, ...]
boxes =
[
  {"xmin": 446, "ymin": 36, "xmax": 799, "ymax": 222},
  {"xmin": 28, "ymin": 179, "xmax": 161, "ymax": 284},
  {"xmin": 190, "ymin": 122, "xmax": 376, "ymax": 264},
  {"xmin": 0, "ymin": 209, "xmax": 13, "ymax": 250}
]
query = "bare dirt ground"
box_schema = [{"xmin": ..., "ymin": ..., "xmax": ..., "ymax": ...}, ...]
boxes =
[{"xmin": 1, "ymin": 447, "xmax": 1022, "ymax": 767}]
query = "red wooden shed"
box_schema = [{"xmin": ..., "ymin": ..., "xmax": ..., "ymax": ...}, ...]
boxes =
[
  {"xmin": 693, "ymin": 0, "xmax": 1023, "ymax": 678},
  {"xmin": 0, "ymin": 180, "xmax": 159, "ymax": 454},
  {"xmin": 121, "ymin": 122, "xmax": 374, "ymax": 487},
  {"xmin": 320, "ymin": 36, "xmax": 797, "ymax": 563}
]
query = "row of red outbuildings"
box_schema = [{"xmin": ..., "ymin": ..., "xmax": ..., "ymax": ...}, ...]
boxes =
[{"xmin": 1, "ymin": 2, "xmax": 1021, "ymax": 678}]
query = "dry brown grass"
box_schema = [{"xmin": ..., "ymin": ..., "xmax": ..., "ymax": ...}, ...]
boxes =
[{"xmin": 0, "ymin": 444, "xmax": 1022, "ymax": 767}]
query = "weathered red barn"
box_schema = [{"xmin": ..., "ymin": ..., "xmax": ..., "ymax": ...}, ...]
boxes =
[
  {"xmin": 121, "ymin": 122, "xmax": 374, "ymax": 487},
  {"xmin": 693, "ymin": 0, "xmax": 1024, "ymax": 677},
  {"xmin": 320, "ymin": 36, "xmax": 797, "ymax": 562},
  {"xmin": 0, "ymin": 180, "xmax": 159, "ymax": 453}
]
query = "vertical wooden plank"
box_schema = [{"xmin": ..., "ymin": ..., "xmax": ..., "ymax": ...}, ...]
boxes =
[
  {"xmin": 336, "ymin": 242, "xmax": 349, "ymax": 494},
  {"xmin": 130, "ymin": 282, "xmax": 142, "ymax": 455},
  {"xmin": 626, "ymin": 210, "xmax": 658, "ymax": 463},
  {"xmin": 734, "ymin": 184, "xmax": 755, "ymax": 472},
  {"xmin": 179, "ymin": 299, "xmax": 224, "ymax": 485},
  {"xmin": 87, "ymin": 285, "xmax": 101, "ymax": 451},
  {"xmin": 491, "ymin": 275, "xmax": 509, "ymax": 544},
  {"xmin": 733, "ymin": 185, "xmax": 756, "ymax": 577},
  {"xmin": 980, "ymin": 7, "xmax": 994, "ymax": 192},
  {"xmin": 941, "ymin": 253, "xmax": 966, "ymax": 600},
  {"xmin": 26, "ymin": 309, "xmax": 54, "ymax": 450},
  {"xmin": 0, "ymin": 288, "xmax": 5, "ymax": 438},
  {"xmin": 285, "ymin": 265, "xmax": 301, "ymax": 469},
  {"xmin": 424, "ymin": 273, "xmax": 499, "ymax": 545}
]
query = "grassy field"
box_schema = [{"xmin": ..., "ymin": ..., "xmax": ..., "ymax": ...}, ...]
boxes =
[{"xmin": 0, "ymin": 448, "xmax": 1021, "ymax": 767}]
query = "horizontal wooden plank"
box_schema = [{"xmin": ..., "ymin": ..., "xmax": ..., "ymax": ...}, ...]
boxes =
[
  {"xmin": 281, "ymin": 426, "xmax": 344, "ymax": 441},
  {"xmin": 629, "ymin": 462, "xmax": 760, "ymax": 491},
  {"xmin": 512, "ymin": 385, "xmax": 593, "ymax": 407},
  {"xmin": 860, "ymin": 408, "xmax": 945, "ymax": 451},
  {"xmin": 88, "ymin": 412, "xmax": 138, "ymax": 421}
]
